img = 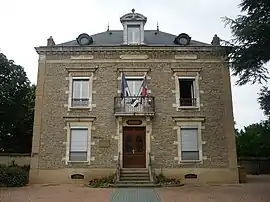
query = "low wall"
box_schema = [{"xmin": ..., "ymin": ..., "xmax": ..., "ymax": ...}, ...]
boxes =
[
  {"xmin": 0, "ymin": 153, "xmax": 31, "ymax": 166},
  {"xmin": 238, "ymin": 157, "xmax": 270, "ymax": 174}
]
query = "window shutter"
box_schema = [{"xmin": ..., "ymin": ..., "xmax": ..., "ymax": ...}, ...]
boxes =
[
  {"xmin": 70, "ymin": 129, "xmax": 88, "ymax": 151},
  {"xmin": 181, "ymin": 128, "xmax": 198, "ymax": 151}
]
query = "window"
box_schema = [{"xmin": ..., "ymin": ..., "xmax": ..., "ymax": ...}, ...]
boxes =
[
  {"xmin": 126, "ymin": 77, "xmax": 143, "ymax": 96},
  {"xmin": 179, "ymin": 78, "xmax": 196, "ymax": 107},
  {"xmin": 72, "ymin": 79, "xmax": 89, "ymax": 107},
  {"xmin": 127, "ymin": 25, "xmax": 140, "ymax": 44},
  {"xmin": 180, "ymin": 127, "xmax": 199, "ymax": 161},
  {"xmin": 69, "ymin": 128, "xmax": 88, "ymax": 161}
]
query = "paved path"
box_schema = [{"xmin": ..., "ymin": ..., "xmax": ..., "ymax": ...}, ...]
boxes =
[
  {"xmin": 1, "ymin": 176, "xmax": 270, "ymax": 202},
  {"xmin": 110, "ymin": 188, "xmax": 161, "ymax": 202}
]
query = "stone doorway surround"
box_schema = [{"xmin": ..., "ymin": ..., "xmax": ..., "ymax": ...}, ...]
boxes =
[
  {"xmin": 116, "ymin": 116, "xmax": 152, "ymax": 168},
  {"xmin": 122, "ymin": 127, "xmax": 146, "ymax": 168}
]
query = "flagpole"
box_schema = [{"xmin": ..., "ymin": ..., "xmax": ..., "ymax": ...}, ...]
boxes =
[
  {"xmin": 121, "ymin": 72, "xmax": 132, "ymax": 97},
  {"xmin": 136, "ymin": 73, "xmax": 147, "ymax": 97}
]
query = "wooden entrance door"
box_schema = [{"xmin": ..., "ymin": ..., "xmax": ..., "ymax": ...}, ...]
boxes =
[{"xmin": 123, "ymin": 127, "xmax": 146, "ymax": 168}]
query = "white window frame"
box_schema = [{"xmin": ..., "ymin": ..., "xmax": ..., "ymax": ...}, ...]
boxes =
[
  {"xmin": 127, "ymin": 25, "xmax": 141, "ymax": 45},
  {"xmin": 125, "ymin": 76, "xmax": 144, "ymax": 96},
  {"xmin": 177, "ymin": 122, "xmax": 203, "ymax": 164},
  {"xmin": 68, "ymin": 75, "xmax": 93, "ymax": 110},
  {"xmin": 175, "ymin": 75, "xmax": 200, "ymax": 110},
  {"xmin": 66, "ymin": 122, "xmax": 92, "ymax": 164}
]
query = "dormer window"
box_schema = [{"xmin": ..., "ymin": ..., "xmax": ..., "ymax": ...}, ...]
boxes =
[
  {"xmin": 120, "ymin": 9, "xmax": 147, "ymax": 45},
  {"xmin": 127, "ymin": 25, "xmax": 140, "ymax": 44}
]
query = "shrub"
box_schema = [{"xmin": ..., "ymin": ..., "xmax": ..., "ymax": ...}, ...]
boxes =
[
  {"xmin": 154, "ymin": 173, "xmax": 167, "ymax": 184},
  {"xmin": 154, "ymin": 173, "xmax": 181, "ymax": 186},
  {"xmin": 88, "ymin": 174, "xmax": 115, "ymax": 188},
  {"xmin": 0, "ymin": 165, "xmax": 29, "ymax": 187}
]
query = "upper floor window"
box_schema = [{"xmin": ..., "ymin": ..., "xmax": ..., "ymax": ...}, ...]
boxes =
[
  {"xmin": 127, "ymin": 25, "xmax": 140, "ymax": 44},
  {"xmin": 126, "ymin": 77, "xmax": 144, "ymax": 96},
  {"xmin": 72, "ymin": 78, "xmax": 89, "ymax": 107},
  {"xmin": 179, "ymin": 78, "xmax": 196, "ymax": 107}
]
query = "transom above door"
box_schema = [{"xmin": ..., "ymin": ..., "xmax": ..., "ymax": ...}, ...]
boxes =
[{"xmin": 123, "ymin": 127, "xmax": 146, "ymax": 168}]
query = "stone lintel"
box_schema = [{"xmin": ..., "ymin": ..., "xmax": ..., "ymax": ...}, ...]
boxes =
[{"xmin": 172, "ymin": 116, "xmax": 205, "ymax": 122}]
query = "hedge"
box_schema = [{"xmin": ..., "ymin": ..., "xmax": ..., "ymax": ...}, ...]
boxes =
[{"xmin": 0, "ymin": 164, "xmax": 29, "ymax": 187}]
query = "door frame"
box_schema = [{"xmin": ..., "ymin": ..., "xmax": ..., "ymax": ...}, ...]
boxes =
[
  {"xmin": 117, "ymin": 117, "xmax": 152, "ymax": 169},
  {"xmin": 122, "ymin": 127, "xmax": 146, "ymax": 168}
]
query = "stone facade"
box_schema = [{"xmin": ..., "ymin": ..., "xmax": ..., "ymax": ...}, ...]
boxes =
[{"xmin": 29, "ymin": 47, "xmax": 238, "ymax": 184}]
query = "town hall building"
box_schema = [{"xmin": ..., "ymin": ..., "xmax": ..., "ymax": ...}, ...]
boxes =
[{"xmin": 29, "ymin": 9, "xmax": 239, "ymax": 185}]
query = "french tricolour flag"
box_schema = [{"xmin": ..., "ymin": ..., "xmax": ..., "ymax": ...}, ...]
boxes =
[
  {"xmin": 131, "ymin": 74, "xmax": 147, "ymax": 107},
  {"xmin": 121, "ymin": 73, "xmax": 129, "ymax": 98},
  {"xmin": 141, "ymin": 74, "xmax": 147, "ymax": 97}
]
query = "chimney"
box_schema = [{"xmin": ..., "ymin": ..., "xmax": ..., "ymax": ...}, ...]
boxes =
[
  {"xmin": 211, "ymin": 34, "xmax": 221, "ymax": 46},
  {"xmin": 47, "ymin": 36, "xmax": 55, "ymax": 46}
]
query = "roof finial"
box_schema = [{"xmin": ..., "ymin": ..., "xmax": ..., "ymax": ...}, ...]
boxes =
[
  {"xmin": 47, "ymin": 36, "xmax": 55, "ymax": 46},
  {"xmin": 107, "ymin": 22, "xmax": 110, "ymax": 31},
  {"xmin": 132, "ymin": 8, "xmax": 135, "ymax": 13},
  {"xmin": 211, "ymin": 34, "xmax": 221, "ymax": 46},
  {"xmin": 157, "ymin": 21, "xmax": 159, "ymax": 31}
]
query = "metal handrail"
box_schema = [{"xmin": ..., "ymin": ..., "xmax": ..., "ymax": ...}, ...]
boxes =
[
  {"xmin": 71, "ymin": 98, "xmax": 89, "ymax": 107},
  {"xmin": 148, "ymin": 152, "xmax": 154, "ymax": 182},
  {"xmin": 179, "ymin": 97, "xmax": 197, "ymax": 107},
  {"xmin": 116, "ymin": 152, "xmax": 120, "ymax": 182},
  {"xmin": 114, "ymin": 96, "xmax": 155, "ymax": 114}
]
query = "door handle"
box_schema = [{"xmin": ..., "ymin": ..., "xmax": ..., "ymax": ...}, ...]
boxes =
[{"xmin": 132, "ymin": 149, "xmax": 135, "ymax": 154}]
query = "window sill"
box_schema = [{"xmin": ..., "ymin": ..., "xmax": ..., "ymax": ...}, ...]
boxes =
[
  {"xmin": 127, "ymin": 42, "xmax": 141, "ymax": 45},
  {"xmin": 178, "ymin": 106, "xmax": 199, "ymax": 110},
  {"xmin": 67, "ymin": 161, "xmax": 89, "ymax": 164},
  {"xmin": 69, "ymin": 106, "xmax": 91, "ymax": 110},
  {"xmin": 179, "ymin": 160, "xmax": 202, "ymax": 164}
]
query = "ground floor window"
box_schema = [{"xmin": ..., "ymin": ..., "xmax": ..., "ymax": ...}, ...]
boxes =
[
  {"xmin": 69, "ymin": 128, "xmax": 88, "ymax": 161},
  {"xmin": 180, "ymin": 127, "xmax": 199, "ymax": 160}
]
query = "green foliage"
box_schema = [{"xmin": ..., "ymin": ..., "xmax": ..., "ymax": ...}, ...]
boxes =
[
  {"xmin": 223, "ymin": 0, "xmax": 270, "ymax": 85},
  {"xmin": 258, "ymin": 86, "xmax": 270, "ymax": 117},
  {"xmin": 0, "ymin": 164, "xmax": 29, "ymax": 187},
  {"xmin": 88, "ymin": 174, "xmax": 115, "ymax": 187},
  {"xmin": 0, "ymin": 52, "xmax": 35, "ymax": 153},
  {"xmin": 236, "ymin": 120, "xmax": 270, "ymax": 157},
  {"xmin": 154, "ymin": 173, "xmax": 181, "ymax": 185}
]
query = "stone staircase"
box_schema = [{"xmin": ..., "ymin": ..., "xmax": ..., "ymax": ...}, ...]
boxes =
[{"xmin": 114, "ymin": 168, "xmax": 158, "ymax": 187}]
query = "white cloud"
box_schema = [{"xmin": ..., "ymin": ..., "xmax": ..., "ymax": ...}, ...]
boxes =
[{"xmin": 0, "ymin": 0, "xmax": 268, "ymax": 129}]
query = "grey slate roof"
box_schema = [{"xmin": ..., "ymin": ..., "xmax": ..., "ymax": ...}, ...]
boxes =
[{"xmin": 57, "ymin": 30, "xmax": 211, "ymax": 47}]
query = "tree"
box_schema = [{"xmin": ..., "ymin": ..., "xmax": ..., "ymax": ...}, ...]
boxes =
[
  {"xmin": 236, "ymin": 120, "xmax": 270, "ymax": 157},
  {"xmin": 258, "ymin": 86, "xmax": 270, "ymax": 117},
  {"xmin": 224, "ymin": 0, "xmax": 270, "ymax": 85},
  {"xmin": 0, "ymin": 52, "xmax": 35, "ymax": 153}
]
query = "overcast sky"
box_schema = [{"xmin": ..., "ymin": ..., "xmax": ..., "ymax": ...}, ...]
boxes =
[{"xmin": 0, "ymin": 0, "xmax": 268, "ymax": 129}]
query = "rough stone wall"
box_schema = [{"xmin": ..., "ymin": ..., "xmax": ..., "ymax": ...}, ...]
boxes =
[
  {"xmin": 151, "ymin": 62, "xmax": 229, "ymax": 169},
  {"xmin": 34, "ymin": 50, "xmax": 236, "ymax": 171},
  {"xmin": 0, "ymin": 154, "xmax": 31, "ymax": 166}
]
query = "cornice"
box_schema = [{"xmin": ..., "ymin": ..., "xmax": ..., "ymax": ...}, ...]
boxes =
[{"xmin": 35, "ymin": 46, "xmax": 227, "ymax": 55}]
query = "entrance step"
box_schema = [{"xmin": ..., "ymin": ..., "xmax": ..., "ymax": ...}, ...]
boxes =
[
  {"xmin": 116, "ymin": 168, "xmax": 156, "ymax": 187},
  {"xmin": 120, "ymin": 172, "xmax": 149, "ymax": 177},
  {"xmin": 112, "ymin": 183, "xmax": 160, "ymax": 188},
  {"xmin": 120, "ymin": 171, "xmax": 149, "ymax": 176},
  {"xmin": 117, "ymin": 180, "xmax": 153, "ymax": 184},
  {"xmin": 120, "ymin": 168, "xmax": 147, "ymax": 172},
  {"xmin": 120, "ymin": 176, "xmax": 150, "ymax": 181}
]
